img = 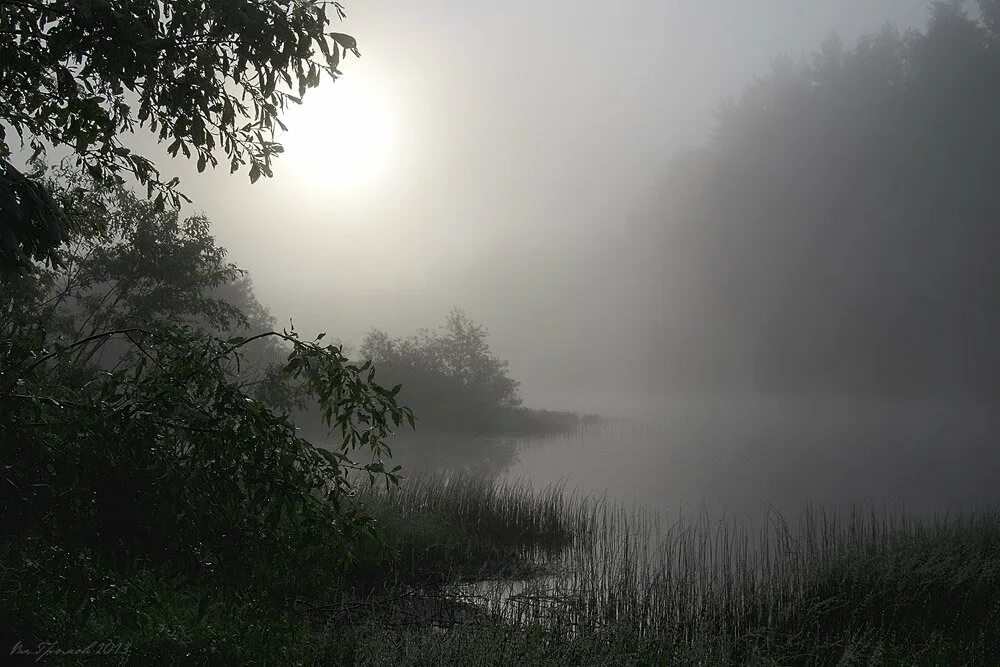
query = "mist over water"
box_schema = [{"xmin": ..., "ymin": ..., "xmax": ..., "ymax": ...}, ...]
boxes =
[{"xmin": 398, "ymin": 395, "xmax": 1000, "ymax": 519}]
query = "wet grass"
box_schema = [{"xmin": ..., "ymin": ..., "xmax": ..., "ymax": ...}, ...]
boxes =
[
  {"xmin": 352, "ymin": 473, "xmax": 1000, "ymax": 664},
  {"xmin": 345, "ymin": 472, "xmax": 595, "ymax": 586}
]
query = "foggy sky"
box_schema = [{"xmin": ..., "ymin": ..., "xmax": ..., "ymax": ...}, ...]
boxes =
[{"xmin": 149, "ymin": 1, "xmax": 931, "ymax": 413}]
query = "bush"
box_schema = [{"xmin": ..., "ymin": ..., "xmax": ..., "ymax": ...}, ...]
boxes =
[{"xmin": 0, "ymin": 324, "xmax": 413, "ymax": 592}]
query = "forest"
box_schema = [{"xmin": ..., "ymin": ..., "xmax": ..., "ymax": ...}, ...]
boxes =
[{"xmin": 634, "ymin": 1, "xmax": 1000, "ymax": 398}]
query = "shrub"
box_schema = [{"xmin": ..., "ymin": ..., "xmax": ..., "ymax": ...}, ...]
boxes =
[{"xmin": 0, "ymin": 324, "xmax": 413, "ymax": 591}]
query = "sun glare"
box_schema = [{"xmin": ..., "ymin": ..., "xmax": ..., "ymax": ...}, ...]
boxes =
[{"xmin": 280, "ymin": 76, "xmax": 395, "ymax": 191}]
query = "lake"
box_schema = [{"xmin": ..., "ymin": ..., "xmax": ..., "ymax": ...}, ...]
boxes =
[{"xmin": 394, "ymin": 395, "xmax": 1000, "ymax": 519}]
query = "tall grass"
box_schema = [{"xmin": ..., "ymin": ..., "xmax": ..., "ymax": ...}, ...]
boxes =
[
  {"xmin": 356, "ymin": 472, "xmax": 1000, "ymax": 662},
  {"xmin": 371, "ymin": 472, "xmax": 592, "ymax": 546},
  {"xmin": 8, "ymin": 469, "xmax": 996, "ymax": 663},
  {"xmin": 346, "ymin": 472, "xmax": 597, "ymax": 586},
  {"xmin": 507, "ymin": 506, "xmax": 995, "ymax": 642}
]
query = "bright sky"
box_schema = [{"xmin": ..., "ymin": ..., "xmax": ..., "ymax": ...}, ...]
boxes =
[{"xmin": 280, "ymin": 76, "xmax": 397, "ymax": 193}]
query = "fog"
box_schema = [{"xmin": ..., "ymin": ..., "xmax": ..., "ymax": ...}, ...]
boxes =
[
  {"xmin": 14, "ymin": 1, "xmax": 1000, "ymax": 657},
  {"xmin": 106, "ymin": 1, "xmax": 1000, "ymax": 509},
  {"xmin": 145, "ymin": 1, "xmax": 927, "ymax": 405}
]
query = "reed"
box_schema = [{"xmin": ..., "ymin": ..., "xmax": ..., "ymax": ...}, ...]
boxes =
[
  {"xmin": 356, "ymin": 471, "xmax": 1000, "ymax": 661},
  {"xmin": 346, "ymin": 471, "xmax": 596, "ymax": 585}
]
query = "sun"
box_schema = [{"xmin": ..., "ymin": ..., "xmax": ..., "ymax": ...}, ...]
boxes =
[{"xmin": 279, "ymin": 76, "xmax": 395, "ymax": 191}]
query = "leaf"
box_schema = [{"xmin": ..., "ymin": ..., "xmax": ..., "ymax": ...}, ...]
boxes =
[{"xmin": 330, "ymin": 33, "xmax": 360, "ymax": 57}]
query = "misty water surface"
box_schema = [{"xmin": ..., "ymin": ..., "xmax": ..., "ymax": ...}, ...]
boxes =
[{"xmin": 396, "ymin": 396, "xmax": 1000, "ymax": 519}]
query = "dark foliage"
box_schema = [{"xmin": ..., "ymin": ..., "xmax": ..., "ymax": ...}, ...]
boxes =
[
  {"xmin": 0, "ymin": 321, "xmax": 413, "ymax": 583},
  {"xmin": 358, "ymin": 309, "xmax": 571, "ymax": 434}
]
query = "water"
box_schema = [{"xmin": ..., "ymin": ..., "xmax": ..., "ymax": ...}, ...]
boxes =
[
  {"xmin": 501, "ymin": 395, "xmax": 1000, "ymax": 518},
  {"xmin": 392, "ymin": 395, "xmax": 1000, "ymax": 633}
]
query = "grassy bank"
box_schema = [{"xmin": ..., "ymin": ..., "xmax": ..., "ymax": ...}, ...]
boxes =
[
  {"xmin": 4, "ymin": 473, "xmax": 1000, "ymax": 664},
  {"xmin": 345, "ymin": 473, "xmax": 592, "ymax": 586}
]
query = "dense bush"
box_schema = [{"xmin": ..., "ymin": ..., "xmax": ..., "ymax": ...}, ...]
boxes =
[
  {"xmin": 1, "ymin": 170, "xmax": 413, "ymax": 595},
  {"xmin": 359, "ymin": 309, "xmax": 575, "ymax": 434},
  {"xmin": 362, "ymin": 309, "xmax": 520, "ymax": 410},
  {"xmin": 0, "ymin": 323, "xmax": 412, "ymax": 589}
]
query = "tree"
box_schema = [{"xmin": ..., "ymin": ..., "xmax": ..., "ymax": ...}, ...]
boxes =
[
  {"xmin": 0, "ymin": 0, "xmax": 360, "ymax": 272},
  {"xmin": 359, "ymin": 309, "xmax": 523, "ymax": 433},
  {"xmin": 0, "ymin": 1, "xmax": 423, "ymax": 635},
  {"xmin": 438, "ymin": 308, "xmax": 521, "ymax": 409},
  {"xmin": 0, "ymin": 166, "xmax": 314, "ymax": 411},
  {"xmin": 30, "ymin": 168, "xmax": 247, "ymax": 341},
  {"xmin": 982, "ymin": 0, "xmax": 1000, "ymax": 35}
]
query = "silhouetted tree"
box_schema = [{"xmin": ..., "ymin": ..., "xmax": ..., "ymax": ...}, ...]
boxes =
[
  {"xmin": 360, "ymin": 309, "xmax": 523, "ymax": 432},
  {"xmin": 31, "ymin": 170, "xmax": 246, "ymax": 340},
  {"xmin": 0, "ymin": 166, "xmax": 302, "ymax": 409},
  {"xmin": 438, "ymin": 308, "xmax": 522, "ymax": 409}
]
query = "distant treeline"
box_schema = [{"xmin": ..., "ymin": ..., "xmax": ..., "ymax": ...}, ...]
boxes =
[
  {"xmin": 356, "ymin": 310, "xmax": 580, "ymax": 435},
  {"xmin": 640, "ymin": 1, "xmax": 1000, "ymax": 398}
]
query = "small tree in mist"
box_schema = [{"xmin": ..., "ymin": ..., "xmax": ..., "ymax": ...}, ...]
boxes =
[
  {"xmin": 0, "ymin": 166, "xmax": 304, "ymax": 404},
  {"xmin": 360, "ymin": 309, "xmax": 523, "ymax": 432},
  {"xmin": 22, "ymin": 168, "xmax": 245, "ymax": 338},
  {"xmin": 439, "ymin": 308, "xmax": 522, "ymax": 409}
]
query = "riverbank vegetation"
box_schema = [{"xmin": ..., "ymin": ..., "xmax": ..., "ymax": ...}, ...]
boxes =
[{"xmin": 4, "ymin": 469, "xmax": 999, "ymax": 664}]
